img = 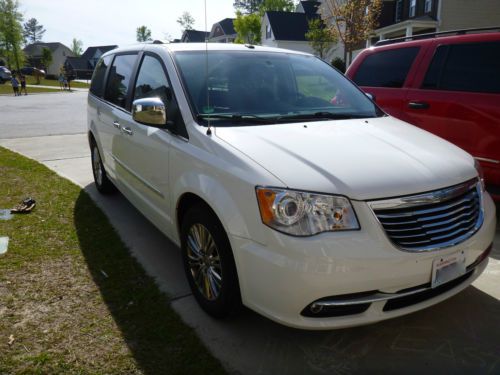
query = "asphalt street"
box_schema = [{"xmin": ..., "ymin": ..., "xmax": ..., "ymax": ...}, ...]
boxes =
[
  {"xmin": 0, "ymin": 91, "xmax": 87, "ymax": 139},
  {"xmin": 1, "ymin": 92, "xmax": 500, "ymax": 374}
]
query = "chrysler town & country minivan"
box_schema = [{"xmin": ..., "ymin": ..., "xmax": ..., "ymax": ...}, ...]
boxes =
[{"xmin": 87, "ymin": 43, "xmax": 495, "ymax": 329}]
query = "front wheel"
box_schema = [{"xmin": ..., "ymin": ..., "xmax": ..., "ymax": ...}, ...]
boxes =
[
  {"xmin": 90, "ymin": 140, "xmax": 116, "ymax": 194},
  {"xmin": 181, "ymin": 206, "xmax": 241, "ymax": 318}
]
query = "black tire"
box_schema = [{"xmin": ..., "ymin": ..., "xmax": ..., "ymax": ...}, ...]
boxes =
[
  {"xmin": 181, "ymin": 205, "xmax": 241, "ymax": 318},
  {"xmin": 90, "ymin": 139, "xmax": 116, "ymax": 194}
]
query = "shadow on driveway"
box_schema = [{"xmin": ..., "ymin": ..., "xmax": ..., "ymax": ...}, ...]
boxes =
[
  {"xmin": 73, "ymin": 190, "xmax": 225, "ymax": 375},
  {"xmin": 75, "ymin": 186, "xmax": 500, "ymax": 375}
]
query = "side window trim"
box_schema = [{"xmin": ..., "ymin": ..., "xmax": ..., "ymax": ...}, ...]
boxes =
[
  {"xmin": 421, "ymin": 44, "xmax": 450, "ymax": 90},
  {"xmin": 421, "ymin": 41, "xmax": 500, "ymax": 93},
  {"xmin": 125, "ymin": 51, "xmax": 143, "ymax": 112},
  {"xmin": 103, "ymin": 51, "xmax": 141, "ymax": 113},
  {"xmin": 89, "ymin": 54, "xmax": 113, "ymax": 99},
  {"xmin": 353, "ymin": 47, "xmax": 420, "ymax": 88},
  {"xmin": 100, "ymin": 55, "xmax": 112, "ymax": 99},
  {"xmin": 131, "ymin": 51, "xmax": 189, "ymax": 139},
  {"xmin": 131, "ymin": 51, "xmax": 172, "ymax": 105}
]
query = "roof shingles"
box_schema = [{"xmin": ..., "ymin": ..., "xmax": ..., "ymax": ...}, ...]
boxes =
[{"xmin": 267, "ymin": 11, "xmax": 319, "ymax": 41}]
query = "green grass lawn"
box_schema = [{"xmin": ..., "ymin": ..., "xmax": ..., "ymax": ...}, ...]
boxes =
[
  {"xmin": 0, "ymin": 83, "xmax": 59, "ymax": 95},
  {"xmin": 26, "ymin": 76, "xmax": 90, "ymax": 88},
  {"xmin": 0, "ymin": 147, "xmax": 226, "ymax": 374}
]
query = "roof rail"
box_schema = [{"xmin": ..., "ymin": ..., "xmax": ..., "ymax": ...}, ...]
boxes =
[{"xmin": 374, "ymin": 26, "xmax": 500, "ymax": 46}]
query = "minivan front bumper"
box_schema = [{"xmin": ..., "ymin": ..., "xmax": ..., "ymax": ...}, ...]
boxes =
[{"xmin": 230, "ymin": 193, "xmax": 496, "ymax": 329}]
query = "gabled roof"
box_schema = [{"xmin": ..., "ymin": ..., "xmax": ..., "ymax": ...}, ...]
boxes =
[
  {"xmin": 217, "ymin": 18, "xmax": 236, "ymax": 35},
  {"xmin": 81, "ymin": 45, "xmax": 118, "ymax": 60},
  {"xmin": 299, "ymin": 1, "xmax": 321, "ymax": 17},
  {"xmin": 181, "ymin": 29, "xmax": 210, "ymax": 42},
  {"xmin": 266, "ymin": 11, "xmax": 319, "ymax": 41},
  {"xmin": 65, "ymin": 56, "xmax": 91, "ymax": 70},
  {"xmin": 23, "ymin": 42, "xmax": 72, "ymax": 56}
]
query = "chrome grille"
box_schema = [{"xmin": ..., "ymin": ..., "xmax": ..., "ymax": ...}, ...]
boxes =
[{"xmin": 369, "ymin": 179, "xmax": 483, "ymax": 251}]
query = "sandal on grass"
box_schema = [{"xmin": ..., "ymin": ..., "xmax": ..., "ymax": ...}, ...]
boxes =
[{"xmin": 11, "ymin": 197, "xmax": 36, "ymax": 214}]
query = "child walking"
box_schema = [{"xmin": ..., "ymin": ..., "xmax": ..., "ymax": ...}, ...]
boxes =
[
  {"xmin": 19, "ymin": 74, "xmax": 27, "ymax": 95},
  {"xmin": 11, "ymin": 75, "xmax": 19, "ymax": 96}
]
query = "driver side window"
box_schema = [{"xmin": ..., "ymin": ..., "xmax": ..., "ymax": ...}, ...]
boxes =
[{"xmin": 134, "ymin": 55, "xmax": 170, "ymax": 105}]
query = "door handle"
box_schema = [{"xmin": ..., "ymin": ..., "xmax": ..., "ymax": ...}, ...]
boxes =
[
  {"xmin": 408, "ymin": 101, "xmax": 430, "ymax": 110},
  {"xmin": 122, "ymin": 127, "xmax": 133, "ymax": 136},
  {"xmin": 113, "ymin": 121, "xmax": 121, "ymax": 129}
]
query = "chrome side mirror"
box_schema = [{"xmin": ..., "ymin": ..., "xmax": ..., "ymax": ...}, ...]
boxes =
[{"xmin": 132, "ymin": 97, "xmax": 167, "ymax": 127}]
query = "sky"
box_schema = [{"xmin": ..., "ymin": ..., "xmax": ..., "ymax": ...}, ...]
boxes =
[{"xmin": 20, "ymin": 0, "xmax": 236, "ymax": 50}]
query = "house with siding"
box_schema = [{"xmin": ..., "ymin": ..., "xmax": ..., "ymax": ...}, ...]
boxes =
[
  {"xmin": 371, "ymin": 0, "xmax": 500, "ymax": 43},
  {"xmin": 23, "ymin": 42, "xmax": 74, "ymax": 77},
  {"xmin": 208, "ymin": 18, "xmax": 237, "ymax": 43},
  {"xmin": 64, "ymin": 45, "xmax": 117, "ymax": 79},
  {"xmin": 261, "ymin": 1, "xmax": 344, "ymax": 62},
  {"xmin": 181, "ymin": 30, "xmax": 210, "ymax": 43}
]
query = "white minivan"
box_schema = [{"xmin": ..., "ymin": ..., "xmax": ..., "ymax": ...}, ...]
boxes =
[{"xmin": 87, "ymin": 43, "xmax": 496, "ymax": 329}]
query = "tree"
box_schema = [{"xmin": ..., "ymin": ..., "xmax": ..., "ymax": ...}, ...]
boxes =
[
  {"xmin": 136, "ymin": 25, "xmax": 152, "ymax": 42},
  {"xmin": 0, "ymin": 0, "xmax": 25, "ymax": 71},
  {"xmin": 331, "ymin": 56, "xmax": 346, "ymax": 73},
  {"xmin": 259, "ymin": 0, "xmax": 295, "ymax": 14},
  {"xmin": 40, "ymin": 47, "xmax": 52, "ymax": 70},
  {"xmin": 233, "ymin": 0, "xmax": 294, "ymax": 44},
  {"xmin": 233, "ymin": 11, "xmax": 261, "ymax": 45},
  {"xmin": 233, "ymin": 0, "xmax": 263, "ymax": 14},
  {"xmin": 23, "ymin": 17, "xmax": 45, "ymax": 44},
  {"xmin": 176, "ymin": 11, "xmax": 194, "ymax": 32},
  {"xmin": 70, "ymin": 38, "xmax": 83, "ymax": 56},
  {"xmin": 305, "ymin": 18, "xmax": 337, "ymax": 60},
  {"xmin": 320, "ymin": 0, "xmax": 382, "ymax": 65}
]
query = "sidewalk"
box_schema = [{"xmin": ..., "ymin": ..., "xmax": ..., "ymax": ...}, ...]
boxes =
[
  {"xmin": 26, "ymin": 84, "xmax": 89, "ymax": 92},
  {"xmin": 1, "ymin": 133, "xmax": 500, "ymax": 374}
]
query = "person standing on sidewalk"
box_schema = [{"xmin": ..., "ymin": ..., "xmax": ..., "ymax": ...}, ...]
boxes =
[
  {"xmin": 58, "ymin": 73, "xmax": 65, "ymax": 90},
  {"xmin": 10, "ymin": 75, "xmax": 19, "ymax": 96},
  {"xmin": 19, "ymin": 74, "xmax": 28, "ymax": 95}
]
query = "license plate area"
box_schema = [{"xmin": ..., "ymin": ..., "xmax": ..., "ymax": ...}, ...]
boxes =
[{"xmin": 431, "ymin": 251, "xmax": 466, "ymax": 288}]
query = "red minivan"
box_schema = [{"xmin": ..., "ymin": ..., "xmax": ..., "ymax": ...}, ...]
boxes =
[{"xmin": 346, "ymin": 30, "xmax": 500, "ymax": 200}]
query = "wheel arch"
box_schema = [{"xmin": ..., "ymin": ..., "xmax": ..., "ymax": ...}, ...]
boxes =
[{"xmin": 173, "ymin": 175, "xmax": 254, "ymax": 244}]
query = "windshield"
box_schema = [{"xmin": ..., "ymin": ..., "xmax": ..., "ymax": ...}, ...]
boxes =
[{"xmin": 174, "ymin": 51, "xmax": 382, "ymax": 125}]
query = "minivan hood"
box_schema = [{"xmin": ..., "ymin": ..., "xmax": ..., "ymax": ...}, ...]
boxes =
[{"xmin": 214, "ymin": 116, "xmax": 476, "ymax": 200}]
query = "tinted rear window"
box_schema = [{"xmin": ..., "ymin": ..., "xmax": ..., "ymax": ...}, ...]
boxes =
[
  {"xmin": 423, "ymin": 41, "xmax": 500, "ymax": 93},
  {"xmin": 104, "ymin": 54, "xmax": 137, "ymax": 109},
  {"xmin": 353, "ymin": 47, "xmax": 420, "ymax": 88},
  {"xmin": 90, "ymin": 55, "xmax": 111, "ymax": 97}
]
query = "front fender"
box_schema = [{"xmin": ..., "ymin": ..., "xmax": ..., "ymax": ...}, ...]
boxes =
[{"xmin": 172, "ymin": 171, "xmax": 257, "ymax": 244}]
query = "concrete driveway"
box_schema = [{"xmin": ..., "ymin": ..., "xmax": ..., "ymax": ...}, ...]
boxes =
[{"xmin": 1, "ymin": 92, "xmax": 500, "ymax": 374}]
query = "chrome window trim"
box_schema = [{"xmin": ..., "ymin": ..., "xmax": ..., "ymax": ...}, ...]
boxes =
[
  {"xmin": 367, "ymin": 179, "xmax": 484, "ymax": 252},
  {"xmin": 475, "ymin": 156, "xmax": 500, "ymax": 164},
  {"xmin": 368, "ymin": 178, "xmax": 478, "ymax": 210}
]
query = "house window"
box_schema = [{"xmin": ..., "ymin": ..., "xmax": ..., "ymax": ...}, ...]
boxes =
[
  {"xmin": 266, "ymin": 24, "xmax": 272, "ymax": 39},
  {"xmin": 425, "ymin": 0, "xmax": 432, "ymax": 13},
  {"xmin": 395, "ymin": 0, "xmax": 403, "ymax": 22},
  {"xmin": 409, "ymin": 0, "xmax": 416, "ymax": 17}
]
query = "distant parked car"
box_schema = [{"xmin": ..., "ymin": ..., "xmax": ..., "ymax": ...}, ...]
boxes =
[
  {"xmin": 0, "ymin": 66, "xmax": 11, "ymax": 84},
  {"xmin": 346, "ymin": 28, "xmax": 500, "ymax": 200},
  {"xmin": 20, "ymin": 67, "xmax": 46, "ymax": 76}
]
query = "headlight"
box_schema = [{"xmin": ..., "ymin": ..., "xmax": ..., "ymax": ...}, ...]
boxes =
[
  {"xmin": 474, "ymin": 159, "xmax": 485, "ymax": 192},
  {"xmin": 256, "ymin": 187, "xmax": 360, "ymax": 236}
]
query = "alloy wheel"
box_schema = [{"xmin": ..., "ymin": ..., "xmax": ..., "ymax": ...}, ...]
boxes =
[{"xmin": 186, "ymin": 223, "xmax": 223, "ymax": 301}]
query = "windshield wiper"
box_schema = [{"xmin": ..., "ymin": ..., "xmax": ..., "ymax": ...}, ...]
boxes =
[
  {"xmin": 196, "ymin": 113, "xmax": 274, "ymax": 124},
  {"xmin": 276, "ymin": 112, "xmax": 368, "ymax": 121}
]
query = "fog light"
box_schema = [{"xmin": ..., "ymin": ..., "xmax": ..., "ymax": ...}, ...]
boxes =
[{"xmin": 310, "ymin": 303, "xmax": 324, "ymax": 314}]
